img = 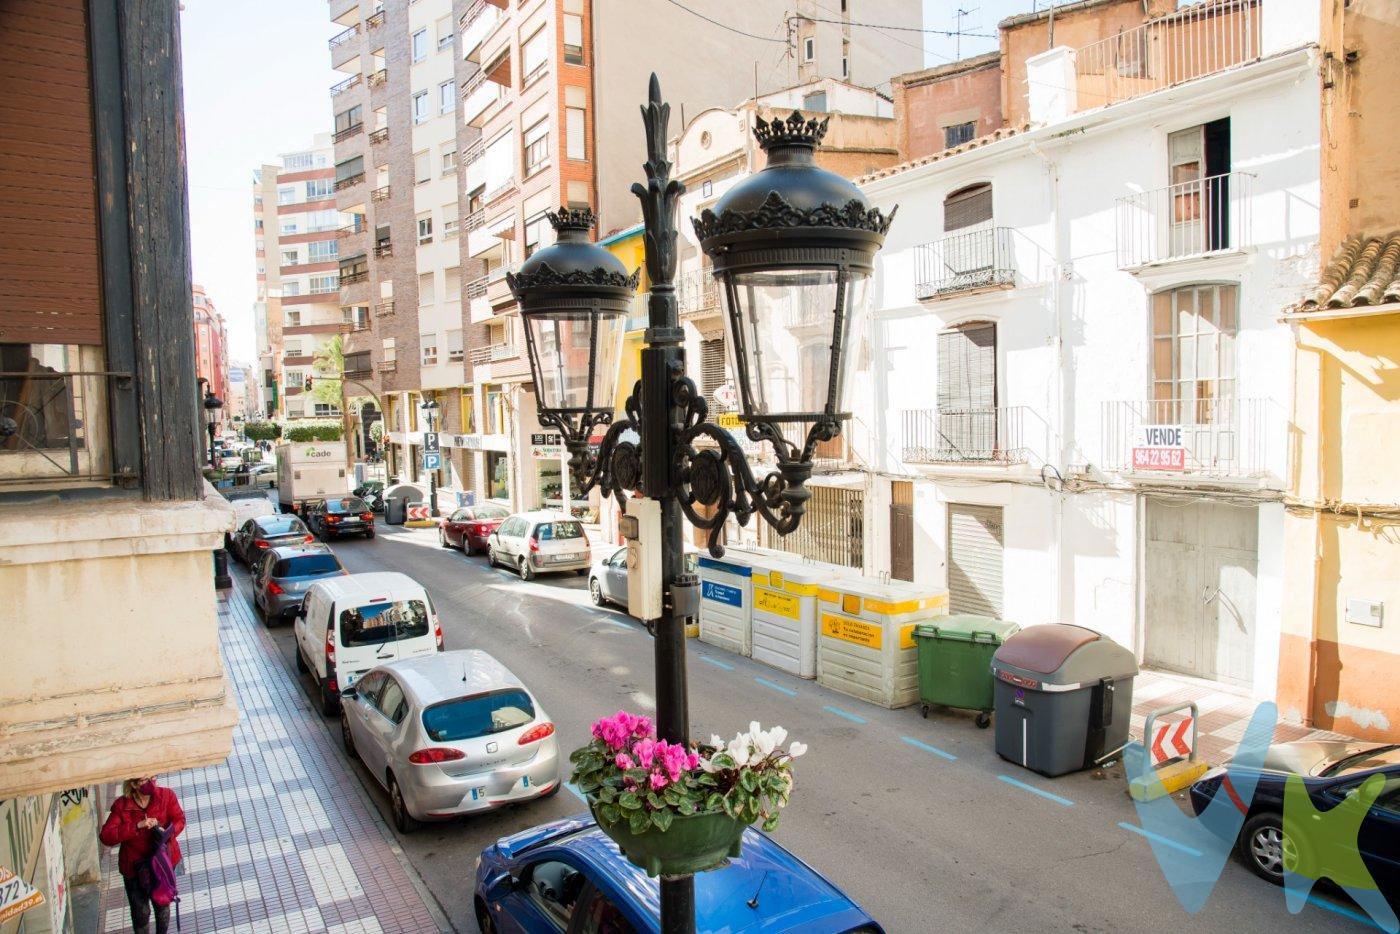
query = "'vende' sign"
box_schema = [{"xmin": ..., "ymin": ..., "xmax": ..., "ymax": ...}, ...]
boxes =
[{"xmin": 1132, "ymin": 425, "xmax": 1186, "ymax": 471}]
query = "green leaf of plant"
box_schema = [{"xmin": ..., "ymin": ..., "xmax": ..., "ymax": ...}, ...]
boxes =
[
  {"xmin": 740, "ymin": 769, "xmax": 759, "ymax": 794},
  {"xmin": 677, "ymin": 799, "xmax": 697, "ymax": 816},
  {"xmin": 598, "ymin": 785, "xmax": 617, "ymax": 803},
  {"xmin": 629, "ymin": 810, "xmax": 651, "ymax": 835},
  {"xmin": 705, "ymin": 792, "xmax": 724, "ymax": 812},
  {"xmin": 651, "ymin": 809, "xmax": 674, "ymax": 832},
  {"xmin": 599, "ymin": 803, "xmax": 621, "ymax": 824},
  {"xmin": 618, "ymin": 792, "xmax": 641, "ymax": 810},
  {"xmin": 762, "ymin": 815, "xmax": 780, "ymax": 832}
]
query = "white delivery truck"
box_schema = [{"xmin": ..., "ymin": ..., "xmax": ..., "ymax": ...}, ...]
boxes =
[{"xmin": 276, "ymin": 441, "xmax": 350, "ymax": 513}]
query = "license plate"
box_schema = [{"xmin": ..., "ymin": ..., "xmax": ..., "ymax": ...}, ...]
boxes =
[
  {"xmin": 550, "ymin": 554, "xmax": 578, "ymax": 564},
  {"xmin": 468, "ymin": 787, "xmax": 485, "ymax": 801}
]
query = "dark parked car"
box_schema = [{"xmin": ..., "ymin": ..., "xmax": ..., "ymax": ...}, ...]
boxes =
[
  {"xmin": 473, "ymin": 815, "xmax": 884, "ymax": 933},
  {"xmin": 229, "ymin": 514, "xmax": 312, "ymax": 565},
  {"xmin": 251, "ymin": 545, "xmax": 346, "ymax": 624},
  {"xmin": 306, "ymin": 496, "xmax": 376, "ymax": 541},
  {"xmin": 1190, "ymin": 741, "xmax": 1399, "ymax": 902},
  {"xmin": 439, "ymin": 503, "xmax": 510, "ymax": 554}
]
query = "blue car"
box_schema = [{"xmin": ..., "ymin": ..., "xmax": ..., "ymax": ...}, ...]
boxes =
[
  {"xmin": 1189, "ymin": 741, "xmax": 1400, "ymax": 903},
  {"xmin": 473, "ymin": 814, "xmax": 883, "ymax": 933}
]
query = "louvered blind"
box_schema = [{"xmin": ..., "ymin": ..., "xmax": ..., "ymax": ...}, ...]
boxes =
[
  {"xmin": 948, "ymin": 503, "xmax": 1004, "ymax": 617},
  {"xmin": 936, "ymin": 324, "xmax": 996, "ymax": 458},
  {"xmin": 700, "ymin": 336, "xmax": 726, "ymax": 406},
  {"xmin": 943, "ymin": 183, "xmax": 993, "ymax": 232}
]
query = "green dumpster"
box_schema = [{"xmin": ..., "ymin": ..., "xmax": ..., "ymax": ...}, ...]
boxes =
[{"xmin": 913, "ymin": 616, "xmax": 1020, "ymax": 728}]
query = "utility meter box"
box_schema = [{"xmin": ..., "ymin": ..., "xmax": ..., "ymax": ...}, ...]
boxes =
[{"xmin": 623, "ymin": 497, "xmax": 662, "ymax": 621}]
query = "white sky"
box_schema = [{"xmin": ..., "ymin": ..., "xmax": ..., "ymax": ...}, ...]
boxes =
[{"xmin": 180, "ymin": 0, "xmax": 1031, "ymax": 366}]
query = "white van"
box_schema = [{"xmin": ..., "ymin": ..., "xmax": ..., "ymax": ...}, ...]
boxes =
[{"xmin": 295, "ymin": 572, "xmax": 443, "ymax": 715}]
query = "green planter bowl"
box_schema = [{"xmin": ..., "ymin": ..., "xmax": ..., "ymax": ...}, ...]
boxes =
[{"xmin": 589, "ymin": 799, "xmax": 747, "ymax": 878}]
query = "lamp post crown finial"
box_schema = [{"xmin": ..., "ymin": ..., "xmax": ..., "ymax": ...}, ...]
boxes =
[
  {"xmin": 753, "ymin": 111, "xmax": 830, "ymax": 151},
  {"xmin": 546, "ymin": 206, "xmax": 595, "ymax": 236}
]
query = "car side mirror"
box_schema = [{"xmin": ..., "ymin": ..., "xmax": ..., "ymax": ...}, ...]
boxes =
[
  {"xmin": 294, "ymin": 605, "xmax": 307, "ymax": 619},
  {"xmin": 340, "ymin": 686, "xmax": 357, "ymax": 699}
]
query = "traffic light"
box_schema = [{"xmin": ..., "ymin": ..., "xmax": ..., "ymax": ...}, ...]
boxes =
[{"xmin": 304, "ymin": 376, "xmax": 313, "ymax": 392}]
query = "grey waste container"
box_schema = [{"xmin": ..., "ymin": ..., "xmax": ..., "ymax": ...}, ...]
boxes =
[
  {"xmin": 990, "ymin": 624, "xmax": 1137, "ymax": 777},
  {"xmin": 384, "ymin": 497, "xmax": 407, "ymax": 526}
]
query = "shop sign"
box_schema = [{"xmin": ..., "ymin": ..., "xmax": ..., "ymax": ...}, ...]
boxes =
[
  {"xmin": 531, "ymin": 432, "xmax": 561, "ymax": 446},
  {"xmin": 1132, "ymin": 425, "xmax": 1186, "ymax": 471},
  {"xmin": 820, "ymin": 612, "xmax": 882, "ymax": 649},
  {"xmin": 0, "ymin": 867, "xmax": 44, "ymax": 925},
  {"xmin": 531, "ymin": 445, "xmax": 563, "ymax": 459}
]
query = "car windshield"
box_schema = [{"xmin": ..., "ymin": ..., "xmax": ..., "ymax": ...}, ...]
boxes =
[
  {"xmin": 339, "ymin": 600, "xmax": 429, "ymax": 647},
  {"xmin": 534, "ymin": 521, "xmax": 584, "ymax": 541},
  {"xmin": 1322, "ymin": 744, "xmax": 1400, "ymax": 777},
  {"xmin": 422, "ymin": 688, "xmax": 535, "ymax": 742},
  {"xmin": 471, "ymin": 505, "xmax": 510, "ymax": 520},
  {"xmin": 258, "ymin": 517, "xmax": 307, "ymax": 536},
  {"xmin": 275, "ymin": 554, "xmax": 342, "ymax": 577},
  {"xmin": 326, "ymin": 497, "xmax": 368, "ymax": 514}
]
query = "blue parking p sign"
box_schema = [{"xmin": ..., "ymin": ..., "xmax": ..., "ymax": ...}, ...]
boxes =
[{"xmin": 423, "ymin": 452, "xmax": 441, "ymax": 471}]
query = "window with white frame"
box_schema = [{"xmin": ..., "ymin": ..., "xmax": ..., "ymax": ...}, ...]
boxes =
[
  {"xmin": 283, "ymin": 281, "xmax": 301, "ymax": 297},
  {"xmin": 280, "ymin": 221, "xmax": 298, "ymax": 235},
  {"xmin": 439, "ymin": 79, "xmax": 455, "ymax": 114},
  {"xmin": 306, "ymin": 209, "xmax": 341, "ymax": 232},
  {"xmin": 440, "ymin": 141, "xmax": 457, "ymax": 173},
  {"xmin": 412, "ymin": 90, "xmax": 430, "ymax": 124},
  {"xmin": 285, "ymin": 397, "xmax": 305, "ymax": 417},
  {"xmin": 521, "ymin": 27, "xmax": 549, "ymax": 83},
  {"xmin": 443, "ymin": 206, "xmax": 459, "ymax": 238},
  {"xmin": 446, "ymin": 329, "xmax": 463, "ymax": 362},
  {"xmin": 421, "ymin": 332, "xmax": 439, "ymax": 366},
  {"xmin": 444, "ymin": 267, "xmax": 460, "ymax": 301},
  {"xmin": 285, "ymin": 311, "xmax": 302, "ymax": 327},
  {"xmin": 1150, "ymin": 283, "xmax": 1237, "ymax": 424},
  {"xmin": 284, "ymin": 365, "xmax": 305, "ymax": 384},
  {"xmin": 803, "ymin": 36, "xmax": 814, "ymax": 61},
  {"xmin": 310, "ymin": 274, "xmax": 338, "ymax": 294},
  {"xmin": 523, "ymin": 119, "xmax": 549, "ymax": 175},
  {"xmin": 283, "ymin": 151, "xmax": 315, "ymax": 170},
  {"xmin": 523, "ymin": 212, "xmax": 549, "ymax": 258},
  {"xmin": 313, "ymin": 402, "xmax": 341, "ymax": 417},
  {"xmin": 277, "ymin": 186, "xmax": 296, "ymax": 205},
  {"xmin": 566, "ymin": 107, "xmax": 585, "ymax": 160},
  {"xmin": 418, "ymin": 271, "xmax": 435, "ymax": 304},
  {"xmin": 280, "ymin": 249, "xmax": 299, "ymax": 266},
  {"xmin": 415, "ymin": 150, "xmax": 431, "ymax": 184},
  {"xmin": 308, "ymin": 239, "xmax": 339, "ymax": 262},
  {"xmin": 411, "ymin": 28, "xmax": 428, "ymax": 61},
  {"xmin": 563, "ymin": 14, "xmax": 583, "ymax": 64},
  {"xmin": 417, "ymin": 213, "xmax": 433, "ymax": 244},
  {"xmin": 306, "ymin": 177, "xmax": 334, "ymax": 199},
  {"xmin": 436, "ymin": 15, "xmax": 453, "ymax": 50}
]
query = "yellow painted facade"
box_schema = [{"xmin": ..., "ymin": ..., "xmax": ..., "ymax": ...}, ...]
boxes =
[{"xmin": 601, "ymin": 224, "xmax": 648, "ymax": 414}]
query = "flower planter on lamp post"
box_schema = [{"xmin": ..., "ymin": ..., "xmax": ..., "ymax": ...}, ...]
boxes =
[{"xmin": 509, "ymin": 75, "xmax": 892, "ymax": 934}]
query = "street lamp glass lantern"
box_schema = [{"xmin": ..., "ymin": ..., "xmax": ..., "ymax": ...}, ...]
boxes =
[
  {"xmin": 508, "ymin": 208, "xmax": 637, "ymax": 439},
  {"xmin": 694, "ymin": 112, "xmax": 894, "ymax": 456}
]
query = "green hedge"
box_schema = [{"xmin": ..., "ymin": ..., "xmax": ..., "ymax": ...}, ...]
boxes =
[
  {"xmin": 243, "ymin": 421, "xmax": 282, "ymax": 441},
  {"xmin": 284, "ymin": 422, "xmax": 343, "ymax": 442}
]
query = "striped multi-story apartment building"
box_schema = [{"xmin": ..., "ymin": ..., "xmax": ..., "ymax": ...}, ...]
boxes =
[
  {"xmin": 330, "ymin": 0, "xmax": 922, "ymax": 509},
  {"xmin": 252, "ymin": 134, "xmax": 348, "ymax": 421}
]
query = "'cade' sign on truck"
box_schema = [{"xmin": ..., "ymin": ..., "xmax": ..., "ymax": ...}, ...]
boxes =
[{"xmin": 1132, "ymin": 425, "xmax": 1187, "ymax": 471}]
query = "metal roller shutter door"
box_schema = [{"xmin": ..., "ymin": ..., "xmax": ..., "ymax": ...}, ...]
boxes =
[{"xmin": 948, "ymin": 503, "xmax": 1004, "ymax": 618}]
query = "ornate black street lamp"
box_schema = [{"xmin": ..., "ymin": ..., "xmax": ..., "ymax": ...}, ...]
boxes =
[{"xmin": 509, "ymin": 76, "xmax": 892, "ymax": 934}]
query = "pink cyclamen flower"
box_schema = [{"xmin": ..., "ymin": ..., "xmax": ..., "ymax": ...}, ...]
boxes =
[
  {"xmin": 649, "ymin": 771, "xmax": 670, "ymax": 791},
  {"xmin": 614, "ymin": 753, "xmax": 635, "ymax": 771},
  {"xmin": 633, "ymin": 738, "xmax": 658, "ymax": 769}
]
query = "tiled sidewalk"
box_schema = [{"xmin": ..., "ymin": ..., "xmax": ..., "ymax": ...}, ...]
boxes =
[
  {"xmin": 98, "ymin": 588, "xmax": 444, "ymax": 933},
  {"xmin": 1130, "ymin": 668, "xmax": 1351, "ymax": 768}
]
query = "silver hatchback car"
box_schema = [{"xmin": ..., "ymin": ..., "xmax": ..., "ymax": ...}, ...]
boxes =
[{"xmin": 339, "ymin": 650, "xmax": 561, "ymax": 832}]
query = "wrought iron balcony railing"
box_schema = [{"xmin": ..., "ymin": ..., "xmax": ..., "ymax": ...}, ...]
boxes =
[
  {"xmin": 371, "ymin": 185, "xmax": 390, "ymax": 202},
  {"xmin": 914, "ymin": 227, "xmax": 1016, "ymax": 301},
  {"xmin": 677, "ymin": 270, "xmax": 719, "ymax": 316},
  {"xmin": 1115, "ymin": 172, "xmax": 1254, "ymax": 268},
  {"xmin": 329, "ymin": 23, "xmax": 359, "ymax": 50},
  {"xmin": 331, "ymin": 73, "xmax": 362, "ymax": 96},
  {"xmin": 368, "ymin": 127, "xmax": 388, "ymax": 145},
  {"xmin": 902, "ymin": 406, "xmax": 1037, "ymax": 465},
  {"xmin": 333, "ymin": 172, "xmax": 365, "ymax": 192},
  {"xmin": 375, "ymin": 300, "xmax": 395, "ymax": 317},
  {"xmin": 465, "ymin": 275, "xmax": 489, "ymax": 299},
  {"xmin": 1099, "ymin": 396, "xmax": 1274, "ymax": 477}
]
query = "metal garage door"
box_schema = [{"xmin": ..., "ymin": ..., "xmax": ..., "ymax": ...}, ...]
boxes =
[
  {"xmin": 1144, "ymin": 500, "xmax": 1257, "ymax": 687},
  {"xmin": 948, "ymin": 504, "xmax": 1003, "ymax": 617}
]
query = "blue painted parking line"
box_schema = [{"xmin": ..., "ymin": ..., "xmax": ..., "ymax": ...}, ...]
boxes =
[
  {"xmin": 755, "ymin": 676, "xmax": 798, "ymax": 697},
  {"xmin": 1306, "ymin": 893, "xmax": 1389, "ymax": 931},
  {"xmin": 823, "ymin": 705, "xmax": 867, "ymax": 724},
  {"xmin": 563, "ymin": 781, "xmax": 587, "ymax": 803},
  {"xmin": 697, "ymin": 655, "xmax": 735, "ymax": 671},
  {"xmin": 997, "ymin": 774, "xmax": 1074, "ymax": 807},
  {"xmin": 901, "ymin": 736, "xmax": 957, "ymax": 761},
  {"xmin": 1117, "ymin": 821, "xmax": 1202, "ymax": 858}
]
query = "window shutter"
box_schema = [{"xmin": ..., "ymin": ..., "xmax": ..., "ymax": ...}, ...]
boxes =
[
  {"xmin": 943, "ymin": 183, "xmax": 992, "ymax": 232},
  {"xmin": 948, "ymin": 504, "xmax": 1004, "ymax": 617},
  {"xmin": 936, "ymin": 324, "xmax": 996, "ymax": 457},
  {"xmin": 0, "ymin": 1, "xmax": 104, "ymax": 344},
  {"xmin": 700, "ymin": 337, "xmax": 726, "ymax": 406}
]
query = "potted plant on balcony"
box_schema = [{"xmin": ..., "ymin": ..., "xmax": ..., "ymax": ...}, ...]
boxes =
[{"xmin": 569, "ymin": 711, "xmax": 806, "ymax": 877}]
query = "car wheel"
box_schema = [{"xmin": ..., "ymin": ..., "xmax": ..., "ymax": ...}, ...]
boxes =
[
  {"xmin": 475, "ymin": 898, "xmax": 495, "ymax": 934},
  {"xmin": 295, "ymin": 645, "xmax": 308, "ymax": 673},
  {"xmin": 486, "ymin": 546, "xmax": 497, "ymax": 567},
  {"xmin": 340, "ymin": 711, "xmax": 358, "ymax": 760},
  {"xmin": 364, "ymin": 528, "xmax": 375, "ymax": 539},
  {"xmin": 389, "ymin": 774, "xmax": 417, "ymax": 834},
  {"xmin": 439, "ymin": 528, "xmax": 450, "ymax": 548},
  {"xmin": 320, "ymin": 676, "xmax": 340, "ymax": 717},
  {"xmin": 1240, "ymin": 812, "xmax": 1296, "ymax": 886},
  {"xmin": 589, "ymin": 578, "xmax": 605, "ymax": 606},
  {"xmin": 519, "ymin": 557, "xmax": 535, "ymax": 581}
]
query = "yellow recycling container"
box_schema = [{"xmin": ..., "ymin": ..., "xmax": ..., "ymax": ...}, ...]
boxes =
[{"xmin": 815, "ymin": 578, "xmax": 949, "ymax": 708}]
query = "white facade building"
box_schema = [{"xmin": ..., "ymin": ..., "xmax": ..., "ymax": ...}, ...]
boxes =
[{"xmin": 852, "ymin": 11, "xmax": 1319, "ymax": 700}]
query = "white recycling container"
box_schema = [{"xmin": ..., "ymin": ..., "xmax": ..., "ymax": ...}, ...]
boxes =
[
  {"xmin": 697, "ymin": 552, "xmax": 754, "ymax": 657},
  {"xmin": 745, "ymin": 556, "xmax": 824, "ymax": 679},
  {"xmin": 816, "ymin": 578, "xmax": 949, "ymax": 708}
]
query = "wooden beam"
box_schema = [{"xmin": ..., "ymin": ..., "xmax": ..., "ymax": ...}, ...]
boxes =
[{"xmin": 116, "ymin": 0, "xmax": 202, "ymax": 500}]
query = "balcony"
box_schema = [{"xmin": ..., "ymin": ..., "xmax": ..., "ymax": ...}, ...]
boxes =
[
  {"xmin": 914, "ymin": 227, "xmax": 1016, "ymax": 301},
  {"xmin": 465, "ymin": 274, "xmax": 489, "ymax": 299},
  {"xmin": 369, "ymin": 126, "xmax": 389, "ymax": 145},
  {"xmin": 375, "ymin": 300, "xmax": 395, "ymax": 317},
  {"xmin": 902, "ymin": 407, "xmax": 1039, "ymax": 465},
  {"xmin": 332, "ymin": 122, "xmax": 364, "ymax": 144},
  {"xmin": 678, "ymin": 270, "xmax": 719, "ymax": 318},
  {"xmin": 464, "ymin": 209, "xmax": 485, "ymax": 232},
  {"xmin": 468, "ymin": 341, "xmax": 517, "ymax": 365},
  {"xmin": 339, "ymin": 269, "xmax": 368, "ymax": 285},
  {"xmin": 377, "ymin": 359, "xmax": 398, "ymax": 374},
  {"xmin": 371, "ymin": 185, "xmax": 391, "ymax": 202},
  {"xmin": 331, "ymin": 73, "xmax": 362, "ymax": 96},
  {"xmin": 334, "ymin": 172, "xmax": 365, "ymax": 193},
  {"xmin": 365, "ymin": 9, "xmax": 385, "ymax": 29},
  {"xmin": 337, "ymin": 220, "xmax": 366, "ymax": 239},
  {"xmin": 1099, "ymin": 396, "xmax": 1274, "ymax": 478},
  {"xmin": 344, "ymin": 351, "xmax": 373, "ymax": 379},
  {"xmin": 374, "ymin": 241, "xmax": 393, "ymax": 257},
  {"xmin": 1072, "ymin": 0, "xmax": 1261, "ymax": 112},
  {"xmin": 486, "ymin": 262, "xmax": 519, "ymax": 306},
  {"xmin": 463, "ymin": 138, "xmax": 485, "ymax": 166},
  {"xmin": 462, "ymin": 75, "xmax": 502, "ymax": 126},
  {"xmin": 1116, "ymin": 172, "xmax": 1254, "ymax": 269},
  {"xmin": 367, "ymin": 68, "xmax": 387, "ymax": 89},
  {"xmin": 460, "ymin": 0, "xmax": 500, "ymax": 63},
  {"xmin": 329, "ymin": 23, "xmax": 359, "ymax": 51}
]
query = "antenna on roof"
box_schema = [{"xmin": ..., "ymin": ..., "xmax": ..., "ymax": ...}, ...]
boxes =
[{"xmin": 953, "ymin": 6, "xmax": 981, "ymax": 59}]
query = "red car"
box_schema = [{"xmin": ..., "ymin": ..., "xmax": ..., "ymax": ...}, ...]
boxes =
[{"xmin": 438, "ymin": 503, "xmax": 511, "ymax": 555}]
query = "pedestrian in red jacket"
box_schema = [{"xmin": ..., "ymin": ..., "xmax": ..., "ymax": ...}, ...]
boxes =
[{"xmin": 99, "ymin": 776, "xmax": 185, "ymax": 934}]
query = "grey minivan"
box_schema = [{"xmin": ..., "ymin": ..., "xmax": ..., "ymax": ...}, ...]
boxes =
[
  {"xmin": 486, "ymin": 512, "xmax": 591, "ymax": 581},
  {"xmin": 252, "ymin": 545, "xmax": 346, "ymax": 623}
]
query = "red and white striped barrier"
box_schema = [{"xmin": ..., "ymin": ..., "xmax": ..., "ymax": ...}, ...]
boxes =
[
  {"xmin": 1149, "ymin": 717, "xmax": 1194, "ymax": 766},
  {"xmin": 406, "ymin": 504, "xmax": 430, "ymax": 522}
]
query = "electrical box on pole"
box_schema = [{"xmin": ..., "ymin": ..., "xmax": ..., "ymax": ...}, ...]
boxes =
[{"xmin": 621, "ymin": 496, "xmax": 663, "ymax": 621}]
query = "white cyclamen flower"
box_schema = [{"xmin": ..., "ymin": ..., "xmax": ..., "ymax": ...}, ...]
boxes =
[
  {"xmin": 727, "ymin": 739, "xmax": 751, "ymax": 767},
  {"xmin": 754, "ymin": 729, "xmax": 776, "ymax": 757},
  {"xmin": 709, "ymin": 734, "xmax": 724, "ymax": 749},
  {"xmin": 789, "ymin": 741, "xmax": 808, "ymax": 758},
  {"xmin": 768, "ymin": 726, "xmax": 788, "ymax": 748}
]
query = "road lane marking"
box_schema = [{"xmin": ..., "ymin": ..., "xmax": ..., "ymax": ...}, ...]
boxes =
[
  {"xmin": 823, "ymin": 705, "xmax": 867, "ymax": 724},
  {"xmin": 564, "ymin": 781, "xmax": 587, "ymax": 803},
  {"xmin": 1305, "ymin": 893, "xmax": 1389, "ymax": 931},
  {"xmin": 997, "ymin": 774, "xmax": 1074, "ymax": 807},
  {"xmin": 901, "ymin": 736, "xmax": 957, "ymax": 761},
  {"xmin": 754, "ymin": 676, "xmax": 797, "ymax": 697},
  {"xmin": 1117, "ymin": 821, "xmax": 1202, "ymax": 857},
  {"xmin": 697, "ymin": 656, "xmax": 735, "ymax": 671}
]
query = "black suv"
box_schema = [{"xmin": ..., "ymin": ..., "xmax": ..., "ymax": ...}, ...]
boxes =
[{"xmin": 306, "ymin": 495, "xmax": 376, "ymax": 541}]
